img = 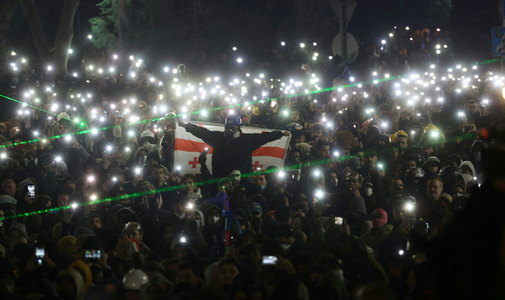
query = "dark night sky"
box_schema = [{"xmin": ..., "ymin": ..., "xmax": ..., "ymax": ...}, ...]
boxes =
[{"xmin": 7, "ymin": 0, "xmax": 500, "ymax": 71}]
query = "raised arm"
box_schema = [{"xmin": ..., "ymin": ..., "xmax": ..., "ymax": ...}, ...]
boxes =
[
  {"xmin": 248, "ymin": 131, "xmax": 289, "ymax": 150},
  {"xmin": 179, "ymin": 120, "xmax": 217, "ymax": 147}
]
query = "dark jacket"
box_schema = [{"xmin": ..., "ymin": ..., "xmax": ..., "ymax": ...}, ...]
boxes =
[{"xmin": 184, "ymin": 123, "xmax": 284, "ymax": 178}]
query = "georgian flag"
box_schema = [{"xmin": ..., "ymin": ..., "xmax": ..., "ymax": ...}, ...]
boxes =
[{"xmin": 174, "ymin": 122, "xmax": 291, "ymax": 175}]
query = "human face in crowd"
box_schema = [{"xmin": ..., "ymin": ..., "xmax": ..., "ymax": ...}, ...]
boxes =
[
  {"xmin": 172, "ymin": 203, "xmax": 186, "ymax": 216},
  {"xmin": 290, "ymin": 151, "xmax": 301, "ymax": 163},
  {"xmin": 345, "ymin": 177, "xmax": 361, "ymax": 194},
  {"xmin": 396, "ymin": 137, "xmax": 408, "ymax": 150},
  {"xmin": 219, "ymin": 263, "xmax": 239, "ymax": 286},
  {"xmin": 119, "ymin": 193, "xmax": 131, "ymax": 206},
  {"xmin": 389, "ymin": 179, "xmax": 404, "ymax": 194},
  {"xmin": 176, "ymin": 268, "xmax": 199, "ymax": 287},
  {"xmin": 253, "ymin": 175, "xmax": 267, "ymax": 188},
  {"xmin": 277, "ymin": 234, "xmax": 294, "ymax": 246},
  {"xmin": 125, "ymin": 225, "xmax": 143, "ymax": 241},
  {"xmin": 364, "ymin": 155, "xmax": 377, "ymax": 168},
  {"xmin": 181, "ymin": 177, "xmax": 195, "ymax": 193},
  {"xmin": 291, "ymin": 111, "xmax": 301, "ymax": 122},
  {"xmin": 466, "ymin": 102, "xmax": 478, "ymax": 114},
  {"xmin": 163, "ymin": 225, "xmax": 175, "ymax": 244},
  {"xmin": 295, "ymin": 134, "xmax": 306, "ymax": 144},
  {"xmin": 2, "ymin": 141, "xmax": 13, "ymax": 149},
  {"xmin": 88, "ymin": 217, "xmax": 102, "ymax": 229},
  {"xmin": 63, "ymin": 180, "xmax": 76, "ymax": 194},
  {"xmin": 315, "ymin": 145, "xmax": 330, "ymax": 159},
  {"xmin": 313, "ymin": 129, "xmax": 324, "ymax": 139},
  {"xmin": 57, "ymin": 194, "xmax": 69, "ymax": 207},
  {"xmin": 139, "ymin": 180, "xmax": 155, "ymax": 192},
  {"xmin": 428, "ymin": 164, "xmax": 439, "ymax": 174},
  {"xmin": 436, "ymin": 199, "xmax": 451, "ymax": 214},
  {"xmin": 151, "ymin": 167, "xmax": 165, "ymax": 184},
  {"xmin": 405, "ymin": 160, "xmax": 417, "ymax": 172},
  {"xmin": 1, "ymin": 180, "xmax": 16, "ymax": 197},
  {"xmin": 110, "ymin": 152, "xmax": 125, "ymax": 168},
  {"xmin": 421, "ymin": 145, "xmax": 433, "ymax": 157},
  {"xmin": 427, "ymin": 179, "xmax": 443, "ymax": 201}
]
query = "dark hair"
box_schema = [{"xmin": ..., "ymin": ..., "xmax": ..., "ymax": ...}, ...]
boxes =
[
  {"xmin": 427, "ymin": 176, "xmax": 443, "ymax": 187},
  {"xmin": 177, "ymin": 262, "xmax": 200, "ymax": 278},
  {"xmin": 314, "ymin": 138, "xmax": 330, "ymax": 150},
  {"xmin": 334, "ymin": 114, "xmax": 347, "ymax": 125},
  {"xmin": 181, "ymin": 174, "xmax": 196, "ymax": 183},
  {"xmin": 312, "ymin": 124, "xmax": 326, "ymax": 132}
]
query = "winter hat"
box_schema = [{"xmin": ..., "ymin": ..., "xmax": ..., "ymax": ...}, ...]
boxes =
[
  {"xmin": 346, "ymin": 156, "xmax": 361, "ymax": 171},
  {"xmin": 459, "ymin": 161, "xmax": 476, "ymax": 177},
  {"xmin": 74, "ymin": 226, "xmax": 96, "ymax": 238},
  {"xmin": 141, "ymin": 130, "xmax": 154, "ymax": 139},
  {"xmin": 58, "ymin": 236, "xmax": 77, "ymax": 257},
  {"xmin": 0, "ymin": 195, "xmax": 17, "ymax": 205},
  {"xmin": 348, "ymin": 196, "xmax": 367, "ymax": 215},
  {"xmin": 69, "ymin": 260, "xmax": 93, "ymax": 289},
  {"xmin": 9, "ymin": 223, "xmax": 29, "ymax": 240},
  {"xmin": 438, "ymin": 193, "xmax": 453, "ymax": 204},
  {"xmin": 18, "ymin": 179, "xmax": 33, "ymax": 191},
  {"xmin": 247, "ymin": 203, "xmax": 263, "ymax": 215},
  {"xmin": 372, "ymin": 208, "xmax": 388, "ymax": 227}
]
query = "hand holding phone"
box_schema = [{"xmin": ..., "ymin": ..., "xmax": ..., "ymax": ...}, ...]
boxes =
[
  {"xmin": 27, "ymin": 184, "xmax": 35, "ymax": 199},
  {"xmin": 35, "ymin": 246, "xmax": 45, "ymax": 265},
  {"xmin": 262, "ymin": 256, "xmax": 278, "ymax": 265}
]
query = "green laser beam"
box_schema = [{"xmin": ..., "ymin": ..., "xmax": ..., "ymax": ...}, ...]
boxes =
[
  {"xmin": 0, "ymin": 157, "xmax": 336, "ymax": 221},
  {"xmin": 0, "ymin": 93, "xmax": 72, "ymax": 121},
  {"xmin": 0, "ymin": 123, "xmax": 481, "ymax": 222},
  {"xmin": 0, "ymin": 58, "xmax": 498, "ymax": 149}
]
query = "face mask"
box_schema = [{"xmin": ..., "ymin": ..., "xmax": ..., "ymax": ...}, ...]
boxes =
[
  {"xmin": 365, "ymin": 186, "xmax": 373, "ymax": 197},
  {"xmin": 224, "ymin": 129, "xmax": 240, "ymax": 139},
  {"xmin": 281, "ymin": 243, "xmax": 291, "ymax": 251},
  {"xmin": 213, "ymin": 216, "xmax": 220, "ymax": 224},
  {"xmin": 230, "ymin": 172, "xmax": 241, "ymax": 183},
  {"xmin": 101, "ymin": 101, "xmax": 109, "ymax": 107},
  {"xmin": 196, "ymin": 220, "xmax": 201, "ymax": 227},
  {"xmin": 260, "ymin": 185, "xmax": 266, "ymax": 191},
  {"xmin": 139, "ymin": 155, "xmax": 147, "ymax": 165}
]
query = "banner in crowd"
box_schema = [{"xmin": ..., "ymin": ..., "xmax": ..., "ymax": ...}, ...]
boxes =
[{"xmin": 174, "ymin": 122, "xmax": 291, "ymax": 174}]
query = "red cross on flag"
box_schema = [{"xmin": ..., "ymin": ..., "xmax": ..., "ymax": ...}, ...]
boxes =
[{"xmin": 174, "ymin": 122, "xmax": 291, "ymax": 174}]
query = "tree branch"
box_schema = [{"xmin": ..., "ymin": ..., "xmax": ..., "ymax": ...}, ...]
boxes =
[
  {"xmin": 0, "ymin": 0, "xmax": 18, "ymax": 78},
  {"xmin": 20, "ymin": 0, "xmax": 52, "ymax": 62},
  {"xmin": 53, "ymin": 0, "xmax": 80, "ymax": 75}
]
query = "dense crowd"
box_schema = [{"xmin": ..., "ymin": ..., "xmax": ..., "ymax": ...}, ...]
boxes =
[{"xmin": 0, "ymin": 26, "xmax": 504, "ymax": 300}]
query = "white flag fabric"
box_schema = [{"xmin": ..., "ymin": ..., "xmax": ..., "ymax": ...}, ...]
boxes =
[{"xmin": 174, "ymin": 122, "xmax": 291, "ymax": 175}]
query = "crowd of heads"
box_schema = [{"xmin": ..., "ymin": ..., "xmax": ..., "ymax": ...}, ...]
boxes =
[{"xmin": 0, "ymin": 25, "xmax": 504, "ymax": 299}]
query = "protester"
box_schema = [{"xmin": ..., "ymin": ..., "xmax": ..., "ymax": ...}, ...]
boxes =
[{"xmin": 0, "ymin": 22, "xmax": 502, "ymax": 300}]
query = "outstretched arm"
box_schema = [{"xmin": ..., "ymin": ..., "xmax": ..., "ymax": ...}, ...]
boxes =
[
  {"xmin": 179, "ymin": 120, "xmax": 217, "ymax": 147},
  {"xmin": 249, "ymin": 131, "xmax": 290, "ymax": 150}
]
